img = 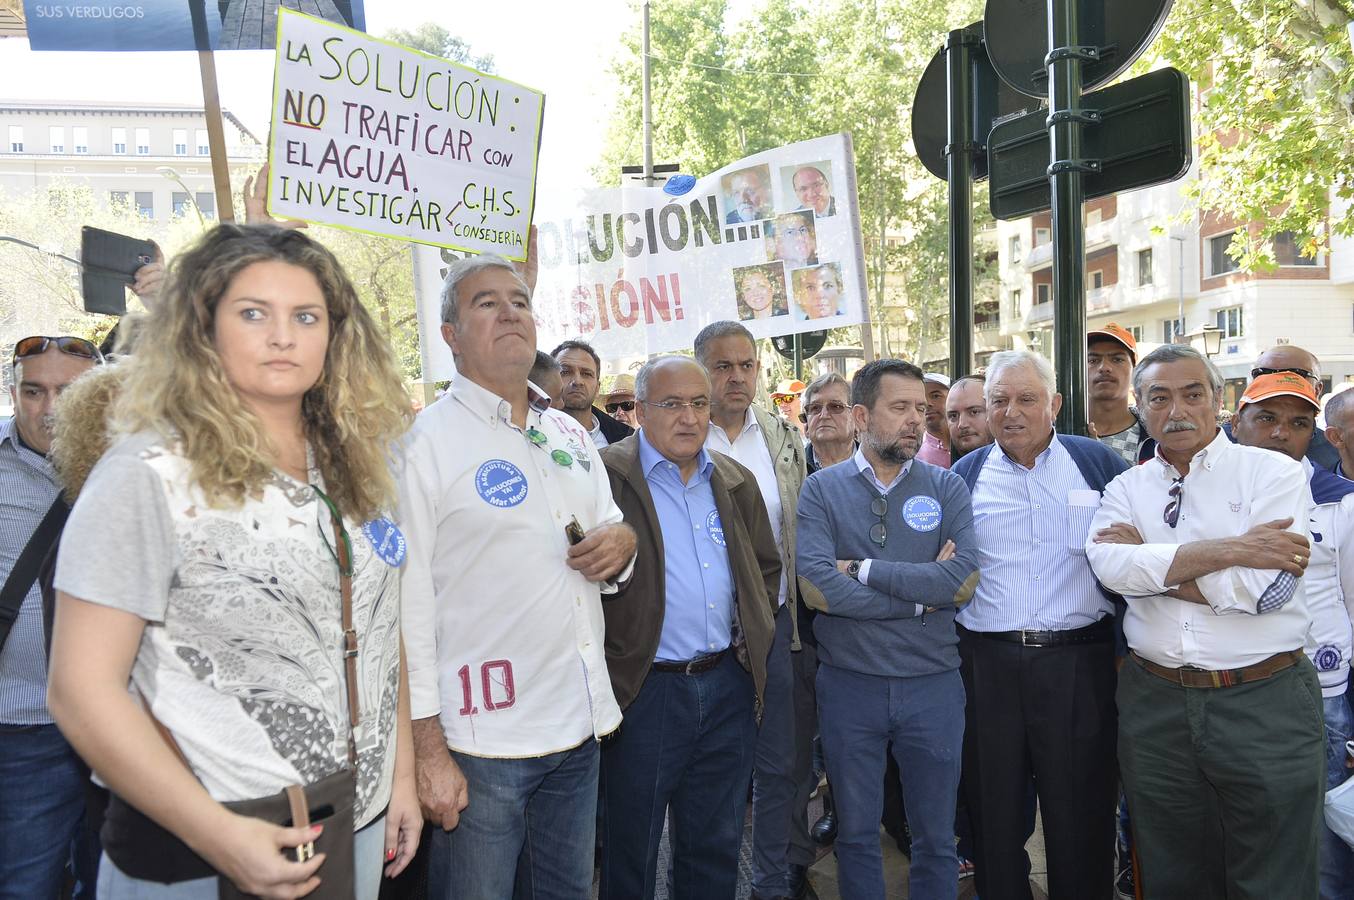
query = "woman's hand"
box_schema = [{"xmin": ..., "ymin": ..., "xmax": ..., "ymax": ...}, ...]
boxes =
[
  {"xmin": 243, "ymin": 162, "xmax": 309, "ymax": 230},
  {"xmin": 383, "ymin": 772, "xmax": 423, "ymax": 878},
  {"xmin": 204, "ymin": 813, "xmax": 327, "ymax": 899}
]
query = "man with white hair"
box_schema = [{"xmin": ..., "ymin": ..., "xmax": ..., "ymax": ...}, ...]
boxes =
[{"xmin": 951, "ymin": 350, "xmax": 1128, "ymax": 900}]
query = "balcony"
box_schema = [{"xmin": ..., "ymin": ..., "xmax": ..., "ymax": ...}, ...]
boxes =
[
  {"xmin": 1087, "ymin": 285, "xmax": 1115, "ymax": 311},
  {"xmin": 1024, "ymin": 302, "xmax": 1053, "ymax": 328}
]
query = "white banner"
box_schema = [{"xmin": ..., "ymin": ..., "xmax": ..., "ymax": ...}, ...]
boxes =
[
  {"xmin": 268, "ymin": 9, "xmax": 544, "ymax": 260},
  {"xmin": 414, "ymin": 134, "xmax": 865, "ymax": 381}
]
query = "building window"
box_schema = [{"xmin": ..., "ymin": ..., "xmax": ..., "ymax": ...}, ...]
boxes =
[
  {"xmin": 48, "ymin": 126, "xmax": 64, "ymax": 154},
  {"xmin": 135, "ymin": 128, "xmax": 150, "ymax": 156},
  {"xmin": 7, "ymin": 125, "xmax": 21, "ymax": 153},
  {"xmin": 1088, "ymin": 270, "xmax": 1104, "ymax": 290},
  {"xmin": 1162, "ymin": 319, "xmax": 1182, "ymax": 343},
  {"xmin": 171, "ymin": 192, "xmax": 192, "ymax": 218},
  {"xmin": 1207, "ymin": 232, "xmax": 1241, "ymax": 277},
  {"xmin": 1009, "ymin": 235, "xmax": 1023, "ymax": 263},
  {"xmin": 1035, "ymin": 226, "xmax": 1051, "ymax": 245},
  {"xmin": 1274, "ymin": 231, "xmax": 1319, "ymax": 267},
  {"xmin": 1127, "ymin": 324, "xmax": 1144, "ymax": 343},
  {"xmin": 196, "ymin": 129, "xmax": 209, "ymax": 155},
  {"xmin": 134, "ymin": 191, "xmax": 154, "ymax": 218},
  {"xmin": 1036, "ymin": 283, "xmax": 1050, "ymax": 305},
  {"xmin": 112, "ymin": 127, "xmax": 127, "ymax": 155},
  {"xmin": 1137, "ymin": 248, "xmax": 1153, "ymax": 285},
  {"xmin": 72, "ymin": 127, "xmax": 88, "ymax": 154},
  {"xmin": 173, "ymin": 129, "xmax": 188, "ymax": 156},
  {"xmin": 196, "ymin": 192, "xmax": 216, "ymax": 218},
  {"xmin": 1010, "ymin": 289, "xmax": 1023, "ymax": 318},
  {"xmin": 109, "ymin": 190, "xmax": 129, "ymax": 207},
  {"xmin": 1216, "ymin": 305, "xmax": 1244, "ymax": 339}
]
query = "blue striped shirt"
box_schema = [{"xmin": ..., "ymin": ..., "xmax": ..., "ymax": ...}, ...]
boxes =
[
  {"xmin": 957, "ymin": 434, "xmax": 1113, "ymax": 632},
  {"xmin": 0, "ymin": 417, "xmax": 62, "ymax": 724}
]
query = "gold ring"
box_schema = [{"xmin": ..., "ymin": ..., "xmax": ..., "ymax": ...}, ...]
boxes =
[{"xmin": 1295, "ymin": 553, "xmax": 1304, "ymax": 565}]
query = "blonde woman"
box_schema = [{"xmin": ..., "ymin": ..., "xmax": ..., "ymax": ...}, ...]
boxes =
[{"xmin": 46, "ymin": 224, "xmax": 419, "ymax": 899}]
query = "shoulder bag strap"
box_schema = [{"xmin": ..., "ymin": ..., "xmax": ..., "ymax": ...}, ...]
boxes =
[
  {"xmin": 0, "ymin": 496, "xmax": 70, "ymax": 654},
  {"xmin": 330, "ymin": 513, "xmax": 360, "ymax": 767}
]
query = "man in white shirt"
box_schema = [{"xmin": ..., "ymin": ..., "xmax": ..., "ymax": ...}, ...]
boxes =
[
  {"xmin": 400, "ymin": 254, "xmax": 637, "ymax": 899},
  {"xmin": 1086, "ymin": 344, "xmax": 1324, "ymax": 899},
  {"xmin": 695, "ymin": 321, "xmax": 813, "ymax": 900}
]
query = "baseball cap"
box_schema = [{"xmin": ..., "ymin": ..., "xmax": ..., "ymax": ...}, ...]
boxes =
[
  {"xmin": 605, "ymin": 374, "xmax": 636, "ymax": 400},
  {"xmin": 922, "ymin": 372, "xmax": 951, "ymax": 389},
  {"xmin": 1087, "ymin": 322, "xmax": 1137, "ymax": 360},
  {"xmin": 771, "ymin": 378, "xmax": 807, "ymax": 398},
  {"xmin": 1239, "ymin": 371, "xmax": 1319, "ymax": 410}
]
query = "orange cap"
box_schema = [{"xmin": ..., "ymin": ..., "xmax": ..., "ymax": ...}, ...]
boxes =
[
  {"xmin": 1088, "ymin": 322, "xmax": 1137, "ymax": 360},
  {"xmin": 771, "ymin": 378, "xmax": 807, "ymax": 398},
  {"xmin": 1239, "ymin": 371, "xmax": 1319, "ymax": 410}
]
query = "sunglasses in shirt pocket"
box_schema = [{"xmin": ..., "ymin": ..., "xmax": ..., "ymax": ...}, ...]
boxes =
[{"xmin": 1066, "ymin": 489, "xmax": 1101, "ymax": 556}]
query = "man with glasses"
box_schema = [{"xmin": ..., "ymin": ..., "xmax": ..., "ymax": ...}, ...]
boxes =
[
  {"xmin": 950, "ymin": 350, "xmax": 1128, "ymax": 900},
  {"xmin": 796, "ymin": 357, "xmax": 979, "ymax": 899},
  {"xmin": 695, "ymin": 320, "xmax": 812, "ymax": 900},
  {"xmin": 551, "ymin": 340, "xmax": 634, "ymax": 449},
  {"xmin": 0, "ymin": 335, "xmax": 102, "ymax": 898},
  {"xmin": 792, "ymin": 166, "xmax": 836, "ymax": 218},
  {"xmin": 604, "ymin": 373, "xmax": 639, "ymax": 428},
  {"xmin": 597, "ymin": 355, "xmax": 778, "ymax": 899},
  {"xmin": 803, "ymin": 373, "xmax": 855, "ymax": 474},
  {"xmin": 1086, "ymin": 344, "xmax": 1322, "ymax": 899}
]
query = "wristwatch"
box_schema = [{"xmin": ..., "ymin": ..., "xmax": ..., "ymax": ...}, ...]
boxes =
[{"xmin": 846, "ymin": 560, "xmax": 863, "ymax": 581}]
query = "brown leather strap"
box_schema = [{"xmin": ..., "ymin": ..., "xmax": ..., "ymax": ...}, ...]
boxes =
[
  {"xmin": 1130, "ymin": 649, "xmax": 1303, "ymax": 688},
  {"xmin": 331, "ymin": 513, "xmax": 360, "ymax": 767}
]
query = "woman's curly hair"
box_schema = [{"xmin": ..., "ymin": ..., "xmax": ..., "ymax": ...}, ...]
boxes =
[{"xmin": 111, "ymin": 223, "xmax": 413, "ymax": 521}]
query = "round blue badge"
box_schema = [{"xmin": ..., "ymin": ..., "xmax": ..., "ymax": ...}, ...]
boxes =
[
  {"xmin": 902, "ymin": 495, "xmax": 942, "ymax": 533},
  {"xmin": 706, "ymin": 510, "xmax": 726, "ymax": 547},
  {"xmin": 475, "ymin": 460, "xmax": 529, "ymax": 508},
  {"xmin": 362, "ymin": 517, "xmax": 407, "ymax": 567},
  {"xmin": 1316, "ymin": 644, "xmax": 1342, "ymax": 672}
]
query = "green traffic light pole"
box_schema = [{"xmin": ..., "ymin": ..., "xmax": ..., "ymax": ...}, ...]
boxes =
[
  {"xmin": 1046, "ymin": 0, "xmax": 1095, "ymax": 437},
  {"xmin": 945, "ymin": 26, "xmax": 980, "ymax": 380}
]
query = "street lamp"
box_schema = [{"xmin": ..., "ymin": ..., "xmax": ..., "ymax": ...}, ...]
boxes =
[
  {"xmin": 157, "ymin": 166, "xmax": 206, "ymax": 228},
  {"xmin": 1186, "ymin": 323, "xmax": 1223, "ymax": 357}
]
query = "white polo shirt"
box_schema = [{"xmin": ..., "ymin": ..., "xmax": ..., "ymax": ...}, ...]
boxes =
[{"xmin": 399, "ymin": 378, "xmax": 627, "ymax": 758}]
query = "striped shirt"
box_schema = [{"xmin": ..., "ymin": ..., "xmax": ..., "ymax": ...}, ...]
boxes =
[
  {"xmin": 0, "ymin": 417, "xmax": 62, "ymax": 725},
  {"xmin": 958, "ymin": 434, "xmax": 1113, "ymax": 632}
]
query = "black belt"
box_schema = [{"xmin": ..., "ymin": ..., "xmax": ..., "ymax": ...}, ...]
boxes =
[
  {"xmin": 652, "ymin": 647, "xmax": 729, "ymax": 674},
  {"xmin": 963, "ymin": 617, "xmax": 1113, "ymax": 648}
]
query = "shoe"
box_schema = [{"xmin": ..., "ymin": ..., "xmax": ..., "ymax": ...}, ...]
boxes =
[
  {"xmin": 810, "ymin": 808, "xmax": 837, "ymax": 846},
  {"xmin": 1116, "ymin": 863, "xmax": 1135, "ymax": 899},
  {"xmin": 788, "ymin": 863, "xmax": 819, "ymax": 900}
]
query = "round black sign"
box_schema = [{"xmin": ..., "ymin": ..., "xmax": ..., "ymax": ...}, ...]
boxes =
[
  {"xmin": 983, "ymin": 0, "xmax": 1174, "ymax": 98},
  {"xmin": 772, "ymin": 330, "xmax": 828, "ymax": 361}
]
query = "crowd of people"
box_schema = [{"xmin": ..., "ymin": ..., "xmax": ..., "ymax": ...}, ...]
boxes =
[{"xmin": 0, "ymin": 219, "xmax": 1351, "ymax": 900}]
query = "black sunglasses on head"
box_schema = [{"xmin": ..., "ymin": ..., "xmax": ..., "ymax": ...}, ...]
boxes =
[
  {"xmin": 13, "ymin": 335, "xmax": 104, "ymax": 365},
  {"xmin": 1251, "ymin": 366, "xmax": 1316, "ymax": 383}
]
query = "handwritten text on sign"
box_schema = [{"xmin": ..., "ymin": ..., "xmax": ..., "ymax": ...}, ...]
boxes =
[{"xmin": 268, "ymin": 9, "xmax": 544, "ymax": 260}]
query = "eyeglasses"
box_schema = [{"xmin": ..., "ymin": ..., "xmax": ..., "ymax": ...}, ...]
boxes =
[
  {"xmin": 312, "ymin": 484, "xmax": 354, "ymax": 577},
  {"xmin": 605, "ymin": 400, "xmax": 636, "ymax": 413},
  {"xmin": 799, "ymin": 400, "xmax": 848, "ymax": 424},
  {"xmin": 772, "ymin": 394, "xmax": 798, "ymax": 407},
  {"xmin": 1251, "ymin": 366, "xmax": 1316, "ymax": 383},
  {"xmin": 13, "ymin": 335, "xmax": 103, "ymax": 364},
  {"xmin": 642, "ymin": 398, "xmax": 711, "ymax": 413},
  {"xmin": 1163, "ymin": 477, "xmax": 1184, "ymax": 529},
  {"xmin": 869, "ymin": 494, "xmax": 888, "ymax": 547}
]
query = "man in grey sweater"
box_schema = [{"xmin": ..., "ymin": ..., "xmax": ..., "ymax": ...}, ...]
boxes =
[{"xmin": 797, "ymin": 358, "xmax": 981, "ymax": 900}]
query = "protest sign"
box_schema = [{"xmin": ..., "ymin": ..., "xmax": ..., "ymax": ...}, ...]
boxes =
[
  {"xmin": 268, "ymin": 9, "xmax": 544, "ymax": 260},
  {"xmin": 22, "ymin": 0, "xmax": 363, "ymax": 51},
  {"xmin": 413, "ymin": 134, "xmax": 865, "ymax": 381}
]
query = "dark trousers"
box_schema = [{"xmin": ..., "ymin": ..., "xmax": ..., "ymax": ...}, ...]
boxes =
[
  {"xmin": 957, "ymin": 626, "xmax": 1118, "ymax": 900},
  {"xmin": 1119, "ymin": 653, "xmax": 1325, "ymax": 900},
  {"xmin": 599, "ymin": 652, "xmax": 756, "ymax": 900}
]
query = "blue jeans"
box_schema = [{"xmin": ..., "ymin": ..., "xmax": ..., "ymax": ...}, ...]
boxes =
[
  {"xmin": 0, "ymin": 722, "xmax": 96, "ymax": 900},
  {"xmin": 428, "ymin": 739, "xmax": 599, "ymax": 900},
  {"xmin": 599, "ymin": 652, "xmax": 757, "ymax": 900},
  {"xmin": 1323, "ymin": 693, "xmax": 1354, "ymax": 900},
  {"xmin": 818, "ymin": 663, "xmax": 965, "ymax": 900}
]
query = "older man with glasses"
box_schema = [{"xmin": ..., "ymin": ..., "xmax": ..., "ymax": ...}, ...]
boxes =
[
  {"xmin": 802, "ymin": 373, "xmax": 855, "ymax": 474},
  {"xmin": 1087, "ymin": 344, "xmax": 1323, "ymax": 899},
  {"xmin": 0, "ymin": 334, "xmax": 103, "ymax": 898}
]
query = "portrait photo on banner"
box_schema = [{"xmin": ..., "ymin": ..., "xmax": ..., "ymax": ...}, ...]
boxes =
[
  {"xmin": 732, "ymin": 262, "xmax": 790, "ymax": 322},
  {"xmin": 765, "ymin": 211, "xmax": 818, "ymax": 268},
  {"xmin": 780, "ymin": 161, "xmax": 836, "ymax": 218},
  {"xmin": 721, "ymin": 164, "xmax": 774, "ymax": 224},
  {"xmin": 792, "ymin": 262, "xmax": 846, "ymax": 321}
]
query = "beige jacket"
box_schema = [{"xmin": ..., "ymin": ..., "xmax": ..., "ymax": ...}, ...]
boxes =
[{"xmin": 749, "ymin": 404, "xmax": 809, "ymax": 649}]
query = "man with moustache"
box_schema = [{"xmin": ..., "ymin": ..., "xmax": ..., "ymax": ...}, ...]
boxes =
[
  {"xmin": 797, "ymin": 358, "xmax": 980, "ymax": 900},
  {"xmin": 728, "ymin": 168, "xmax": 773, "ymax": 224},
  {"xmin": 596, "ymin": 356, "xmax": 779, "ymax": 899},
  {"xmin": 951, "ymin": 350, "xmax": 1128, "ymax": 900},
  {"xmin": 1086, "ymin": 324, "xmax": 1147, "ymax": 466},
  {"xmin": 1086, "ymin": 344, "xmax": 1322, "ymax": 899},
  {"xmin": 917, "ymin": 373, "xmax": 953, "ymax": 469},
  {"xmin": 1249, "ymin": 344, "xmax": 1341, "ymax": 471},
  {"xmin": 945, "ymin": 374, "xmax": 991, "ymax": 461},
  {"xmin": 552, "ymin": 340, "xmax": 634, "ymax": 449}
]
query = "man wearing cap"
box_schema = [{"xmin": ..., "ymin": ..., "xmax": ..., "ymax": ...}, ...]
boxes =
[
  {"xmin": 945, "ymin": 374, "xmax": 991, "ymax": 462},
  {"xmin": 1087, "ymin": 323, "xmax": 1148, "ymax": 466},
  {"xmin": 772, "ymin": 379, "xmax": 808, "ymax": 439},
  {"xmin": 1231, "ymin": 371, "xmax": 1354, "ymax": 897},
  {"xmin": 1086, "ymin": 344, "xmax": 1323, "ymax": 899},
  {"xmin": 552, "ymin": 340, "xmax": 634, "ymax": 449},
  {"xmin": 1249, "ymin": 344, "xmax": 1341, "ymax": 472},
  {"xmin": 917, "ymin": 373, "xmax": 953, "ymax": 469},
  {"xmin": 604, "ymin": 374, "xmax": 639, "ymax": 429}
]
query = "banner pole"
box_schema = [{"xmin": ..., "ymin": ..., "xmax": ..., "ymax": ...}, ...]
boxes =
[{"xmin": 189, "ymin": 0, "xmax": 235, "ymax": 223}]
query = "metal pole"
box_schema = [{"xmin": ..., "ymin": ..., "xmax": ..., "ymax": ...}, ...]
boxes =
[
  {"xmin": 1047, "ymin": 0, "xmax": 1089, "ymax": 436},
  {"xmin": 945, "ymin": 27, "xmax": 978, "ymax": 379},
  {"xmin": 641, "ymin": 1, "xmax": 654, "ymax": 185},
  {"xmin": 1171, "ymin": 234, "xmax": 1185, "ymax": 341},
  {"xmin": 792, "ymin": 333, "xmax": 803, "ymax": 381}
]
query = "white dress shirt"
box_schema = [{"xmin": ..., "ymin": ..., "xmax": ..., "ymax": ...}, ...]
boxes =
[
  {"xmin": 1086, "ymin": 429, "xmax": 1312, "ymax": 670},
  {"xmin": 707, "ymin": 406, "xmax": 787, "ymax": 606},
  {"xmin": 399, "ymin": 378, "xmax": 627, "ymax": 758},
  {"xmin": 1303, "ymin": 458, "xmax": 1354, "ymax": 697}
]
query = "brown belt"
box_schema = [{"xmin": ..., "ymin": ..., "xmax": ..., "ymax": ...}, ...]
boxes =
[
  {"xmin": 652, "ymin": 647, "xmax": 729, "ymax": 675},
  {"xmin": 1130, "ymin": 649, "xmax": 1303, "ymax": 689}
]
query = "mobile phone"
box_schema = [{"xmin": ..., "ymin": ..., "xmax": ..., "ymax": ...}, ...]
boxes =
[
  {"xmin": 80, "ymin": 226, "xmax": 156, "ymax": 316},
  {"xmin": 565, "ymin": 518, "xmax": 586, "ymax": 546}
]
